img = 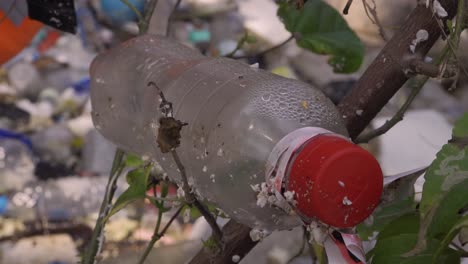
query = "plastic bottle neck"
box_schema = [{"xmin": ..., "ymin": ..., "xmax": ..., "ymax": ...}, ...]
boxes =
[
  {"xmin": 266, "ymin": 127, "xmax": 383, "ymax": 228},
  {"xmin": 265, "ymin": 127, "xmax": 346, "ymax": 193}
]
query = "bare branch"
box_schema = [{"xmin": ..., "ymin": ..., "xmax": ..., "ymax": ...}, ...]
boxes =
[
  {"xmin": 343, "ymin": 0, "xmax": 354, "ymax": 14},
  {"xmin": 338, "ymin": 0, "xmax": 458, "ymax": 139},
  {"xmin": 362, "ymin": 0, "xmax": 388, "ymax": 41},
  {"xmin": 137, "ymin": 206, "xmax": 184, "ymax": 264},
  {"xmin": 82, "ymin": 149, "xmax": 126, "ymax": 264},
  {"xmin": 189, "ymin": 221, "xmax": 257, "ymax": 264},
  {"xmin": 171, "ymin": 150, "xmax": 224, "ymax": 245},
  {"xmin": 355, "ymin": 75, "xmax": 428, "ymax": 144},
  {"xmin": 408, "ymin": 58, "xmax": 441, "ymax": 77}
]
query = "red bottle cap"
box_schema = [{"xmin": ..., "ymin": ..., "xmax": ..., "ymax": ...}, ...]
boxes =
[{"xmin": 287, "ymin": 134, "xmax": 383, "ymax": 228}]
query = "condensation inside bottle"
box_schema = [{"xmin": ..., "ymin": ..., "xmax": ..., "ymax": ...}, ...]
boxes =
[{"xmin": 90, "ymin": 35, "xmax": 348, "ymax": 231}]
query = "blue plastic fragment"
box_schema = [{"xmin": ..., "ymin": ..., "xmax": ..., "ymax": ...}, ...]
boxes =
[
  {"xmin": 0, "ymin": 195, "xmax": 8, "ymax": 215},
  {"xmin": 0, "ymin": 129, "xmax": 33, "ymax": 151}
]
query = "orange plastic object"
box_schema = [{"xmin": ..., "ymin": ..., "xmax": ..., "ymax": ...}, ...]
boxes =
[
  {"xmin": 0, "ymin": 11, "xmax": 42, "ymax": 64},
  {"xmin": 38, "ymin": 30, "xmax": 61, "ymax": 53}
]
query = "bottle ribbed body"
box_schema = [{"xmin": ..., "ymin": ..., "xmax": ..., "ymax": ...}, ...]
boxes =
[{"xmin": 90, "ymin": 35, "xmax": 347, "ymax": 230}]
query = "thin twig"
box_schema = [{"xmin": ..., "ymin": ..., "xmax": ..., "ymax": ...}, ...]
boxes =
[
  {"xmin": 82, "ymin": 149, "xmax": 126, "ymax": 264},
  {"xmin": 354, "ymin": 78, "xmax": 426, "ymax": 143},
  {"xmin": 166, "ymin": 0, "xmax": 183, "ymax": 36},
  {"xmin": 141, "ymin": 0, "xmax": 159, "ymax": 34},
  {"xmin": 137, "ymin": 206, "xmax": 184, "ymax": 264},
  {"xmin": 145, "ymin": 195, "xmax": 183, "ymax": 203},
  {"xmin": 355, "ymin": 45, "xmax": 450, "ymax": 143},
  {"xmin": 343, "ymin": 0, "xmax": 354, "ymax": 14},
  {"xmin": 171, "ymin": 150, "xmax": 224, "ymax": 245},
  {"xmin": 432, "ymin": 0, "xmax": 468, "ymax": 78},
  {"xmin": 120, "ymin": 0, "xmax": 144, "ymax": 22},
  {"xmin": 149, "ymin": 80, "xmax": 223, "ymax": 245},
  {"xmin": 231, "ymin": 36, "xmax": 294, "ymax": 59},
  {"xmin": 225, "ymin": 36, "xmax": 247, "ymax": 58},
  {"xmin": 362, "ymin": 0, "xmax": 388, "ymax": 41},
  {"xmin": 357, "ymin": 0, "xmax": 465, "ymax": 143},
  {"xmin": 225, "ymin": 32, "xmax": 255, "ymax": 58},
  {"xmin": 408, "ymin": 58, "xmax": 443, "ymax": 77}
]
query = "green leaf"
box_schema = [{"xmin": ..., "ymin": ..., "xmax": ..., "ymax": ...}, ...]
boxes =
[
  {"xmin": 244, "ymin": 34, "xmax": 257, "ymax": 44},
  {"xmin": 372, "ymin": 233, "xmax": 459, "ymax": 264},
  {"xmin": 420, "ymin": 114, "xmax": 468, "ymax": 216},
  {"xmin": 433, "ymin": 215, "xmax": 468, "ymax": 263},
  {"xmin": 427, "ymin": 179, "xmax": 468, "ymax": 238},
  {"xmin": 357, "ymin": 198, "xmax": 416, "ymax": 240},
  {"xmin": 125, "ymin": 153, "xmax": 144, "ymax": 167},
  {"xmin": 377, "ymin": 212, "xmax": 420, "ymax": 241},
  {"xmin": 453, "ymin": 113, "xmax": 468, "ymax": 138},
  {"xmin": 106, "ymin": 167, "xmax": 151, "ymax": 221},
  {"xmin": 185, "ymin": 202, "xmax": 219, "ymax": 219},
  {"xmin": 277, "ymin": 0, "xmax": 364, "ymax": 73},
  {"xmin": 402, "ymin": 114, "xmax": 468, "ymax": 256},
  {"xmin": 160, "ymin": 181, "xmax": 169, "ymax": 198}
]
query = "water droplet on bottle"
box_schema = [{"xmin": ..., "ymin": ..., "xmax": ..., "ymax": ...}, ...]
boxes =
[
  {"xmin": 202, "ymin": 165, "xmax": 207, "ymax": 172},
  {"xmin": 150, "ymin": 122, "xmax": 158, "ymax": 129},
  {"xmin": 217, "ymin": 148, "xmax": 224, "ymax": 157},
  {"xmin": 261, "ymin": 93, "xmax": 271, "ymax": 102}
]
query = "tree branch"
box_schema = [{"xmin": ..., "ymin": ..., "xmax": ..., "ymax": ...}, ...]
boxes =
[
  {"xmin": 171, "ymin": 150, "xmax": 224, "ymax": 245},
  {"xmin": 189, "ymin": 221, "xmax": 257, "ymax": 264},
  {"xmin": 407, "ymin": 58, "xmax": 441, "ymax": 77},
  {"xmin": 82, "ymin": 149, "xmax": 126, "ymax": 264},
  {"xmin": 338, "ymin": 0, "xmax": 458, "ymax": 140},
  {"xmin": 343, "ymin": 0, "xmax": 354, "ymax": 14},
  {"xmin": 356, "ymin": 44, "xmax": 451, "ymax": 143},
  {"xmin": 188, "ymin": 1, "xmax": 459, "ymax": 263},
  {"xmin": 362, "ymin": 0, "xmax": 388, "ymax": 41},
  {"xmin": 137, "ymin": 206, "xmax": 183, "ymax": 264}
]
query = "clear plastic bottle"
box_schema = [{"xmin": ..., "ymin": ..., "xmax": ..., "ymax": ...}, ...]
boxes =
[
  {"xmin": 0, "ymin": 176, "xmax": 119, "ymax": 221},
  {"xmin": 89, "ymin": 35, "xmax": 383, "ymax": 231},
  {"xmin": 0, "ymin": 132, "xmax": 35, "ymax": 193}
]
